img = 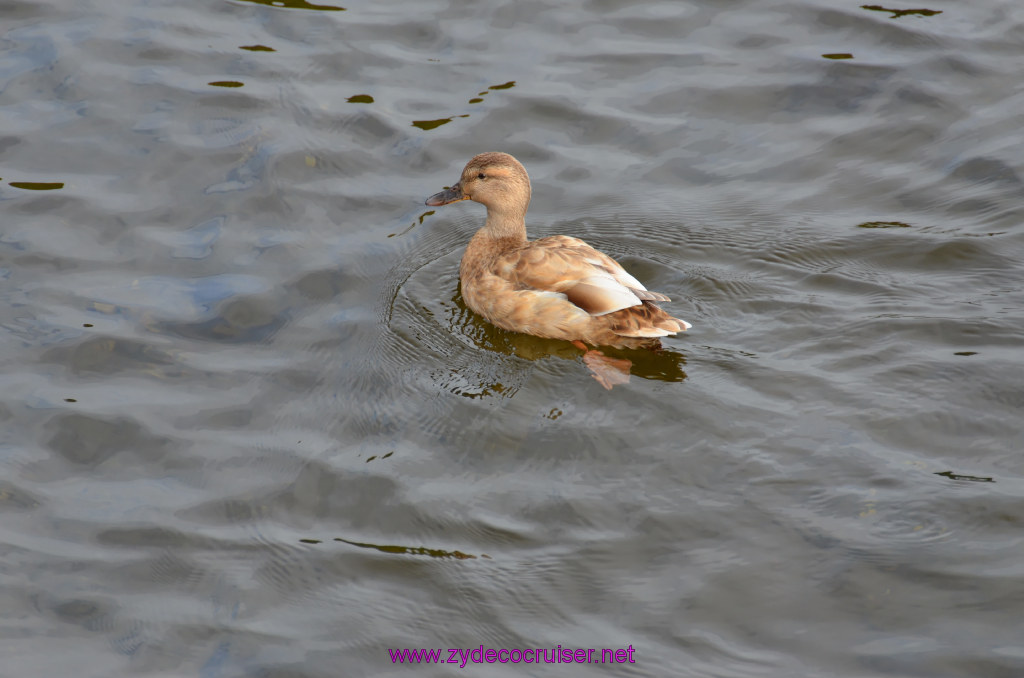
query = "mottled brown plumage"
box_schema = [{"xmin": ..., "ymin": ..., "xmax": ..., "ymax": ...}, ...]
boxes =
[{"xmin": 425, "ymin": 152, "xmax": 690, "ymax": 351}]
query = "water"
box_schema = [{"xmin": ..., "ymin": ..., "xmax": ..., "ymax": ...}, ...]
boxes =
[{"xmin": 2, "ymin": 0, "xmax": 1023, "ymax": 676}]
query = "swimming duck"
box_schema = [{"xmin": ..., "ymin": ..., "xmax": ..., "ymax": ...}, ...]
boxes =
[{"xmin": 425, "ymin": 152, "xmax": 690, "ymax": 387}]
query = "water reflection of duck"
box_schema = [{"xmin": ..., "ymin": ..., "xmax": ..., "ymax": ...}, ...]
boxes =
[{"xmin": 425, "ymin": 152, "xmax": 690, "ymax": 388}]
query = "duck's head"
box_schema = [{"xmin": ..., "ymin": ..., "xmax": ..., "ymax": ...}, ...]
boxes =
[{"xmin": 425, "ymin": 152, "xmax": 531, "ymax": 215}]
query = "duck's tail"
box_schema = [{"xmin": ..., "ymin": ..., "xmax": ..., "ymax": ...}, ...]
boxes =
[{"xmin": 611, "ymin": 300, "xmax": 691, "ymax": 339}]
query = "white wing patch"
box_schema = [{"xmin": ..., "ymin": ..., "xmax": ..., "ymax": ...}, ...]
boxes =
[
  {"xmin": 584, "ymin": 255, "xmax": 671, "ymax": 303},
  {"xmin": 568, "ymin": 274, "xmax": 643, "ymax": 316}
]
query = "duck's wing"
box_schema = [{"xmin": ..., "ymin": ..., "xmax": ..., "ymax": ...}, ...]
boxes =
[{"xmin": 497, "ymin": 235, "xmax": 670, "ymax": 317}]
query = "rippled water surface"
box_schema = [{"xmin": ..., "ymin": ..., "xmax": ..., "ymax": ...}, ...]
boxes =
[{"xmin": 3, "ymin": 0, "xmax": 1023, "ymax": 675}]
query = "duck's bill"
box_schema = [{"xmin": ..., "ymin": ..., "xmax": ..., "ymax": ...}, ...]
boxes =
[{"xmin": 425, "ymin": 182, "xmax": 465, "ymax": 206}]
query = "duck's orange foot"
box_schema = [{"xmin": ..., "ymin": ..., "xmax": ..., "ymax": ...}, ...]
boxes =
[{"xmin": 580, "ymin": 349, "xmax": 632, "ymax": 390}]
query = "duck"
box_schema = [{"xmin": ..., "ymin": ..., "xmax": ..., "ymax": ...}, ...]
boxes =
[{"xmin": 425, "ymin": 152, "xmax": 690, "ymax": 388}]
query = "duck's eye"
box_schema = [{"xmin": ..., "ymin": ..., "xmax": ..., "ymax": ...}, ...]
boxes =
[{"xmin": 477, "ymin": 172, "xmax": 485, "ymax": 180}]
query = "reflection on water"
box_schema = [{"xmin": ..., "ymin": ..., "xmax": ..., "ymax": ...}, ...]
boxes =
[
  {"xmin": 234, "ymin": 0, "xmax": 345, "ymax": 11},
  {"xmin": 933, "ymin": 470, "xmax": 994, "ymax": 483},
  {"xmin": 860, "ymin": 5, "xmax": 943, "ymax": 19},
  {"xmin": 8, "ymin": 181, "xmax": 65, "ymax": 190},
  {"xmin": 412, "ymin": 81, "xmax": 517, "ymax": 131},
  {"xmin": 411, "ymin": 115, "xmax": 469, "ymax": 131},
  {"xmin": 857, "ymin": 220, "xmax": 911, "ymax": 229},
  {"xmin": 4, "ymin": 0, "xmax": 1024, "ymax": 676},
  {"xmin": 312, "ymin": 536, "xmax": 489, "ymax": 560}
]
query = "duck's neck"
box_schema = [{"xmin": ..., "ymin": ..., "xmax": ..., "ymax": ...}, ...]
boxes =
[{"xmin": 479, "ymin": 208, "xmax": 528, "ymax": 243}]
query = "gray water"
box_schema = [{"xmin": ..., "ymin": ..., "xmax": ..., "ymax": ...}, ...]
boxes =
[{"xmin": 2, "ymin": 0, "xmax": 1023, "ymax": 676}]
